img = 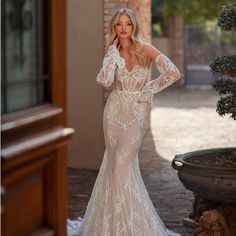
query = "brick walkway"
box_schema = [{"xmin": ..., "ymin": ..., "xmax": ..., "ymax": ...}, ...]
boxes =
[{"xmin": 68, "ymin": 87, "xmax": 236, "ymax": 236}]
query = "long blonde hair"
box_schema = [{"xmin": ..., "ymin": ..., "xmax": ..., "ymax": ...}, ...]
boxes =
[{"xmin": 106, "ymin": 8, "xmax": 146, "ymax": 66}]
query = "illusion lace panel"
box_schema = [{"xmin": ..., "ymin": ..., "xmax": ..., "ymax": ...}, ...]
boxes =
[
  {"xmin": 96, "ymin": 45, "xmax": 120, "ymax": 87},
  {"xmin": 142, "ymin": 53, "xmax": 181, "ymax": 95}
]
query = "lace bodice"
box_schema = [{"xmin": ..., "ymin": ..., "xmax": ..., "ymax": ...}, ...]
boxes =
[
  {"xmin": 115, "ymin": 63, "xmax": 149, "ymax": 92},
  {"xmin": 96, "ymin": 45, "xmax": 181, "ymax": 99}
]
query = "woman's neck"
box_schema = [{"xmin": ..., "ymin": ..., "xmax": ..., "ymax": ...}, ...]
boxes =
[{"xmin": 119, "ymin": 38, "xmax": 132, "ymax": 50}]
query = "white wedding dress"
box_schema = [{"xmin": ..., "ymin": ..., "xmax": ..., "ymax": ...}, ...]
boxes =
[{"xmin": 67, "ymin": 45, "xmax": 181, "ymax": 236}]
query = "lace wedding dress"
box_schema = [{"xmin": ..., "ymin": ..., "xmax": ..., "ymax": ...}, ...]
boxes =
[{"xmin": 67, "ymin": 45, "xmax": 181, "ymax": 236}]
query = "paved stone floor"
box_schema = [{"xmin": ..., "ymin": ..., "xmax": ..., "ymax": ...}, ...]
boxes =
[{"xmin": 68, "ymin": 87, "xmax": 236, "ymax": 236}]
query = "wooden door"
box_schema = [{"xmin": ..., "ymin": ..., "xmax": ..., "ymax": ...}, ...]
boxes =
[{"xmin": 1, "ymin": 0, "xmax": 74, "ymax": 235}]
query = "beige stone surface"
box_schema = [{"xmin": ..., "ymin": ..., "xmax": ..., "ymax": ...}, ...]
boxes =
[
  {"xmin": 151, "ymin": 87, "xmax": 236, "ymax": 162},
  {"xmin": 67, "ymin": 0, "xmax": 105, "ymax": 169}
]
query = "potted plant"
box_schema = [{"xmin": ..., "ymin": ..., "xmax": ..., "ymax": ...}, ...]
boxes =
[{"xmin": 172, "ymin": 2, "xmax": 236, "ymax": 235}]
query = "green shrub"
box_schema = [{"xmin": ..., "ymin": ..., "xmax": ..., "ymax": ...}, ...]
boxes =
[
  {"xmin": 210, "ymin": 56, "xmax": 236, "ymax": 78},
  {"xmin": 218, "ymin": 2, "xmax": 236, "ymax": 31},
  {"xmin": 210, "ymin": 2, "xmax": 236, "ymax": 120}
]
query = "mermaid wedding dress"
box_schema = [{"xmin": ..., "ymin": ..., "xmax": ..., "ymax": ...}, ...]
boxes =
[{"xmin": 67, "ymin": 45, "xmax": 181, "ymax": 236}]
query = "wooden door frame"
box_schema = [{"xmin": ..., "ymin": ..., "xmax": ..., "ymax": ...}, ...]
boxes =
[{"xmin": 1, "ymin": 0, "xmax": 73, "ymax": 235}]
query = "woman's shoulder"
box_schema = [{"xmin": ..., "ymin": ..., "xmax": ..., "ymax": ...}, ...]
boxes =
[{"xmin": 141, "ymin": 42, "xmax": 161, "ymax": 61}]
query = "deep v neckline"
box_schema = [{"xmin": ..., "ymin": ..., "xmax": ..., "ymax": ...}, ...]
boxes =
[
  {"xmin": 118, "ymin": 53, "xmax": 150, "ymax": 73},
  {"xmin": 118, "ymin": 51, "xmax": 133, "ymax": 72}
]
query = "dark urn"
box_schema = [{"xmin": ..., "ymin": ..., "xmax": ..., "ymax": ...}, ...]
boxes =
[{"xmin": 172, "ymin": 147, "xmax": 236, "ymax": 204}]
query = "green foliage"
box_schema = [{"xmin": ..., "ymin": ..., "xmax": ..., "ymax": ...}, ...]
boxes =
[
  {"xmin": 152, "ymin": 23, "xmax": 161, "ymax": 37},
  {"xmin": 210, "ymin": 56, "xmax": 236, "ymax": 77},
  {"xmin": 216, "ymin": 95, "xmax": 236, "ymax": 119},
  {"xmin": 159, "ymin": 0, "xmax": 231, "ymax": 23},
  {"xmin": 213, "ymin": 79, "xmax": 236, "ymax": 96},
  {"xmin": 218, "ymin": 2, "xmax": 236, "ymax": 31},
  {"xmin": 209, "ymin": 2, "xmax": 236, "ymax": 120},
  {"xmin": 213, "ymin": 79, "xmax": 236, "ymax": 119}
]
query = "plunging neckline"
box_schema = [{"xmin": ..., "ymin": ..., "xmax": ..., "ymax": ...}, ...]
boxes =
[{"xmin": 118, "ymin": 54, "xmax": 150, "ymax": 73}]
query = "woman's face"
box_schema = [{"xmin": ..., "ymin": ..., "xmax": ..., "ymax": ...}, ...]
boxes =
[{"xmin": 114, "ymin": 14, "xmax": 133, "ymax": 40}]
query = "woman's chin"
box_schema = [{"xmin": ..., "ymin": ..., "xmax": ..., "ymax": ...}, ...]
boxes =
[{"xmin": 118, "ymin": 34, "xmax": 131, "ymax": 39}]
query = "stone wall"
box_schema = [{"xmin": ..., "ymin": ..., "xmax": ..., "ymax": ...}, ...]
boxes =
[{"xmin": 127, "ymin": 0, "xmax": 151, "ymax": 42}]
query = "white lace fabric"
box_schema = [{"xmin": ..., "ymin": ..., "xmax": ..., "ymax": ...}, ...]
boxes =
[{"xmin": 67, "ymin": 45, "xmax": 181, "ymax": 236}]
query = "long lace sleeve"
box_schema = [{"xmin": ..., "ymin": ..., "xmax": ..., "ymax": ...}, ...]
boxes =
[
  {"xmin": 140, "ymin": 53, "xmax": 181, "ymax": 101},
  {"xmin": 96, "ymin": 45, "xmax": 120, "ymax": 87}
]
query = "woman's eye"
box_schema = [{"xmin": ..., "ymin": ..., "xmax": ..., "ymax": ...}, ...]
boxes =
[{"xmin": 116, "ymin": 22, "xmax": 132, "ymax": 26}]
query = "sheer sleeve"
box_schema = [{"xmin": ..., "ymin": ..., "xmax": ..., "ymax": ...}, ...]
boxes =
[
  {"xmin": 140, "ymin": 53, "xmax": 181, "ymax": 101},
  {"xmin": 96, "ymin": 45, "xmax": 120, "ymax": 87}
]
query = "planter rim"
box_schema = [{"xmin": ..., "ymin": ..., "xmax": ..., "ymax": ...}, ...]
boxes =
[{"xmin": 173, "ymin": 147, "xmax": 236, "ymax": 171}]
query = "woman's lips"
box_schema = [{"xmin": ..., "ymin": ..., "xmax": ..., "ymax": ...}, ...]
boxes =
[{"xmin": 121, "ymin": 31, "xmax": 127, "ymax": 34}]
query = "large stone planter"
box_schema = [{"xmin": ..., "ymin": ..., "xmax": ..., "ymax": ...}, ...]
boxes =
[{"xmin": 172, "ymin": 147, "xmax": 236, "ymax": 204}]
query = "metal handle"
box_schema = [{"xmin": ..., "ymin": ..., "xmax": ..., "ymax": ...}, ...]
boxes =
[{"xmin": 172, "ymin": 154, "xmax": 184, "ymax": 170}]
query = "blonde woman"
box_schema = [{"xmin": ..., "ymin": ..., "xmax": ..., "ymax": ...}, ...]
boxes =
[{"xmin": 68, "ymin": 8, "xmax": 181, "ymax": 236}]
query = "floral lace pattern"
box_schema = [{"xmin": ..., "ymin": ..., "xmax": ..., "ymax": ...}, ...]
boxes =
[
  {"xmin": 142, "ymin": 53, "xmax": 181, "ymax": 96},
  {"xmin": 67, "ymin": 45, "xmax": 181, "ymax": 236}
]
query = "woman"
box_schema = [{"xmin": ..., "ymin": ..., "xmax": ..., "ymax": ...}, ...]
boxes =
[{"xmin": 68, "ymin": 8, "xmax": 181, "ymax": 236}]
